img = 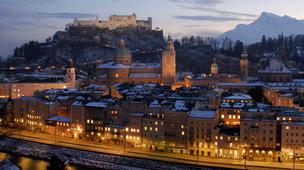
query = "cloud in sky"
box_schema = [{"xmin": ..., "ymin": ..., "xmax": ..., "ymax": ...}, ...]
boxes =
[
  {"xmin": 170, "ymin": 0, "xmax": 223, "ymax": 6},
  {"xmin": 35, "ymin": 12, "xmax": 97, "ymax": 19},
  {"xmin": 0, "ymin": 2, "xmax": 97, "ymax": 57},
  {"xmin": 179, "ymin": 5, "xmax": 258, "ymax": 18},
  {"xmin": 174, "ymin": 15, "xmax": 254, "ymax": 22}
]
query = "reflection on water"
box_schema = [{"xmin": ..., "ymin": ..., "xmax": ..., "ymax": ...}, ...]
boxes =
[{"xmin": 0, "ymin": 152, "xmax": 78, "ymax": 170}]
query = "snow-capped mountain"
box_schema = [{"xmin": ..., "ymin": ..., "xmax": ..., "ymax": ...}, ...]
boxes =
[{"xmin": 218, "ymin": 12, "xmax": 304, "ymax": 44}]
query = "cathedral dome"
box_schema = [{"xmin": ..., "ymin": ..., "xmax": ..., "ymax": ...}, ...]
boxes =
[{"xmin": 115, "ymin": 39, "xmax": 131, "ymax": 58}]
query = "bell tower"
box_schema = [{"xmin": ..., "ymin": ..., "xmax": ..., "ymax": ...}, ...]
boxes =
[
  {"xmin": 161, "ymin": 36, "xmax": 176, "ymax": 85},
  {"xmin": 211, "ymin": 57, "xmax": 218, "ymax": 75},
  {"xmin": 66, "ymin": 58, "xmax": 76, "ymax": 88},
  {"xmin": 240, "ymin": 49, "xmax": 249, "ymax": 81}
]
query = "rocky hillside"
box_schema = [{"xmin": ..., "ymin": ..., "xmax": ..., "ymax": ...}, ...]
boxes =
[{"xmin": 10, "ymin": 26, "xmax": 165, "ymax": 68}]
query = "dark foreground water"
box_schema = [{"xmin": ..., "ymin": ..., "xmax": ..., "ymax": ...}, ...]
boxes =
[{"xmin": 0, "ymin": 152, "xmax": 80, "ymax": 170}]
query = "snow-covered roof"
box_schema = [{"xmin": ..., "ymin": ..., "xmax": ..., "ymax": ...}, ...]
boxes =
[
  {"xmin": 75, "ymin": 96, "xmax": 85, "ymax": 100},
  {"xmin": 130, "ymin": 112, "xmax": 145, "ymax": 117},
  {"xmin": 131, "ymin": 63, "xmax": 161, "ymax": 69},
  {"xmin": 44, "ymin": 102, "xmax": 55, "ymax": 105},
  {"xmin": 233, "ymin": 102, "xmax": 245, "ymax": 108},
  {"xmin": 85, "ymin": 84, "xmax": 107, "ymax": 90},
  {"xmin": 189, "ymin": 109, "xmax": 216, "ymax": 119},
  {"xmin": 220, "ymin": 102, "xmax": 231, "ymax": 108},
  {"xmin": 47, "ymin": 116, "xmax": 71, "ymax": 123},
  {"xmin": 85, "ymin": 102, "xmax": 108, "ymax": 108},
  {"xmin": 129, "ymin": 73, "xmax": 160, "ymax": 78},
  {"xmin": 173, "ymin": 100, "xmax": 188, "ymax": 111},
  {"xmin": 149, "ymin": 100, "xmax": 160, "ymax": 107},
  {"xmin": 258, "ymin": 58, "xmax": 292, "ymax": 73},
  {"xmin": 57, "ymin": 96, "xmax": 69, "ymax": 100},
  {"xmin": 224, "ymin": 93, "xmax": 252, "ymax": 100},
  {"xmin": 72, "ymin": 101, "xmax": 84, "ymax": 106},
  {"xmin": 97, "ymin": 62, "xmax": 130, "ymax": 69}
]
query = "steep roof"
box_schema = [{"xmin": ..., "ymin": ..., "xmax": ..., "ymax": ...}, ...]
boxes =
[{"xmin": 258, "ymin": 58, "xmax": 292, "ymax": 73}]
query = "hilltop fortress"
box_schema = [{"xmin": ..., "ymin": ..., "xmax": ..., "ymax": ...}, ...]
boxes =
[{"xmin": 70, "ymin": 13, "xmax": 152, "ymax": 30}]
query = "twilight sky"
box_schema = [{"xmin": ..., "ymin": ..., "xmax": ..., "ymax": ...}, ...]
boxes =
[{"xmin": 1, "ymin": 0, "xmax": 304, "ymax": 57}]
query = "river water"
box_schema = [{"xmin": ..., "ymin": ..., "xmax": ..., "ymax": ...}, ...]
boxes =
[{"xmin": 0, "ymin": 152, "xmax": 80, "ymax": 170}]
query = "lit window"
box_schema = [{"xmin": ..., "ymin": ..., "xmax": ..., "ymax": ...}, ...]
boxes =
[
  {"xmin": 220, "ymin": 136, "xmax": 223, "ymax": 140},
  {"xmin": 215, "ymin": 142, "xmax": 218, "ymax": 146},
  {"xmin": 155, "ymin": 121, "xmax": 158, "ymax": 125},
  {"xmin": 286, "ymin": 126, "xmax": 289, "ymax": 130},
  {"xmin": 155, "ymin": 128, "xmax": 158, "ymax": 132},
  {"xmin": 126, "ymin": 128, "xmax": 129, "ymax": 132},
  {"xmin": 221, "ymin": 114, "xmax": 225, "ymax": 119},
  {"xmin": 150, "ymin": 127, "xmax": 152, "ymax": 131},
  {"xmin": 181, "ymin": 125, "xmax": 184, "ymax": 129},
  {"xmin": 144, "ymin": 126, "xmax": 147, "ymax": 131},
  {"xmin": 229, "ymin": 115, "xmax": 232, "ymax": 119},
  {"xmin": 277, "ymin": 117, "xmax": 280, "ymax": 120},
  {"xmin": 181, "ymin": 131, "xmax": 185, "ymax": 135}
]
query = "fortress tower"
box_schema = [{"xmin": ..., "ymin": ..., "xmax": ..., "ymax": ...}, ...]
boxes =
[
  {"xmin": 161, "ymin": 36, "xmax": 176, "ymax": 85},
  {"xmin": 66, "ymin": 58, "xmax": 76, "ymax": 88}
]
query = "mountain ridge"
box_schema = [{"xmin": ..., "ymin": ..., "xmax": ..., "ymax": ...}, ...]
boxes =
[{"xmin": 218, "ymin": 12, "xmax": 304, "ymax": 43}]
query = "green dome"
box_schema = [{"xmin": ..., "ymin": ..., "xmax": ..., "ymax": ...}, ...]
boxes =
[
  {"xmin": 115, "ymin": 39, "xmax": 131, "ymax": 58},
  {"xmin": 115, "ymin": 47, "xmax": 131, "ymax": 57}
]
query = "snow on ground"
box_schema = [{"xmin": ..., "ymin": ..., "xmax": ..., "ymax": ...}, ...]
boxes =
[
  {"xmin": 0, "ymin": 159, "xmax": 20, "ymax": 170},
  {"xmin": 0, "ymin": 137, "xmax": 216, "ymax": 170}
]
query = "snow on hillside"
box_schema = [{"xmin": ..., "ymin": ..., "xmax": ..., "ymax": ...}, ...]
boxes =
[{"xmin": 218, "ymin": 12, "xmax": 304, "ymax": 44}]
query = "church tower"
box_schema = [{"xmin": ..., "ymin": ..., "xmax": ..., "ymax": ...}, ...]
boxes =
[
  {"xmin": 240, "ymin": 49, "xmax": 249, "ymax": 81},
  {"xmin": 211, "ymin": 57, "xmax": 218, "ymax": 75},
  {"xmin": 161, "ymin": 36, "xmax": 176, "ymax": 85},
  {"xmin": 66, "ymin": 58, "xmax": 76, "ymax": 88}
]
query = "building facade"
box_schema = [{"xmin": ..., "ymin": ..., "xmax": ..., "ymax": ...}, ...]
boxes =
[
  {"xmin": 71, "ymin": 13, "xmax": 152, "ymax": 30},
  {"xmin": 96, "ymin": 37, "xmax": 176, "ymax": 86}
]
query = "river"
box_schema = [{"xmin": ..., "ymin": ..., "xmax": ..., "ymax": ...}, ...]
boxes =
[{"xmin": 0, "ymin": 152, "xmax": 80, "ymax": 170}]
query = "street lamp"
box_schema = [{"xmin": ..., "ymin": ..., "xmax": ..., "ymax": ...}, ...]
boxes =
[
  {"xmin": 242, "ymin": 147, "xmax": 247, "ymax": 170},
  {"xmin": 123, "ymin": 127, "xmax": 126, "ymax": 154},
  {"xmin": 292, "ymin": 147, "xmax": 296, "ymax": 170}
]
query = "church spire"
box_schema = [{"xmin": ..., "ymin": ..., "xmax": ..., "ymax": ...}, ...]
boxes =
[
  {"xmin": 165, "ymin": 36, "xmax": 174, "ymax": 51},
  {"xmin": 241, "ymin": 47, "xmax": 248, "ymax": 59}
]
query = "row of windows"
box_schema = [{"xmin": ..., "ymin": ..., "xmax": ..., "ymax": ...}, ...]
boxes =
[
  {"xmin": 221, "ymin": 114, "xmax": 240, "ymax": 119},
  {"xmin": 216, "ymin": 136, "xmax": 238, "ymax": 141},
  {"xmin": 286, "ymin": 132, "xmax": 304, "ymax": 137},
  {"xmin": 285, "ymin": 126, "xmax": 304, "ymax": 130},
  {"xmin": 285, "ymin": 139, "xmax": 304, "ymax": 144}
]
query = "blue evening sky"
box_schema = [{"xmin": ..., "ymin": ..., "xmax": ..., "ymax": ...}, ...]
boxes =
[{"xmin": 0, "ymin": 0, "xmax": 303, "ymax": 57}]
